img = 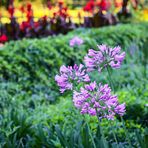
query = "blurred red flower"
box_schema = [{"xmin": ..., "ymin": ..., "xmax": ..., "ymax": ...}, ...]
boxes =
[
  {"xmin": 27, "ymin": 3, "xmax": 32, "ymax": 11},
  {"xmin": 97, "ymin": 0, "xmax": 111, "ymax": 11},
  {"xmin": 20, "ymin": 5, "xmax": 25, "ymax": 13},
  {"xmin": 58, "ymin": 1, "xmax": 64, "ymax": 6},
  {"xmin": 83, "ymin": 0, "xmax": 95, "ymax": 12},
  {"xmin": 20, "ymin": 22, "xmax": 30, "ymax": 31},
  {"xmin": 0, "ymin": 34, "xmax": 8, "ymax": 43},
  {"xmin": 8, "ymin": 5, "xmax": 15, "ymax": 18},
  {"xmin": 47, "ymin": 1, "xmax": 52, "ymax": 10}
]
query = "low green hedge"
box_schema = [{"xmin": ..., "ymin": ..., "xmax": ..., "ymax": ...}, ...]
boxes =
[
  {"xmin": 0, "ymin": 22, "xmax": 147, "ymax": 118},
  {"xmin": 0, "ymin": 22, "xmax": 148, "ymax": 91}
]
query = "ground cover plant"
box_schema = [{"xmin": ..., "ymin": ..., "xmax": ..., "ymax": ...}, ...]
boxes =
[{"xmin": 0, "ymin": 22, "xmax": 148, "ymax": 147}]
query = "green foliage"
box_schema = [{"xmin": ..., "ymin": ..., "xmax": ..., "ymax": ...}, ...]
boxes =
[{"xmin": 0, "ymin": 23, "xmax": 148, "ymax": 147}]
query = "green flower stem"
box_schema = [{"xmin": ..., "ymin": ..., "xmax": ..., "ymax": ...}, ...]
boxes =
[
  {"xmin": 96, "ymin": 112, "xmax": 108, "ymax": 148},
  {"xmin": 73, "ymin": 103, "xmax": 96, "ymax": 148},
  {"xmin": 106, "ymin": 67, "xmax": 132, "ymax": 147},
  {"xmin": 106, "ymin": 66, "xmax": 131, "ymax": 147},
  {"xmin": 87, "ymin": 122, "xmax": 97, "ymax": 148},
  {"xmin": 110, "ymin": 120, "xmax": 119, "ymax": 147},
  {"xmin": 121, "ymin": 117, "xmax": 132, "ymax": 148},
  {"xmin": 83, "ymin": 115, "xmax": 96, "ymax": 148},
  {"xmin": 106, "ymin": 66, "xmax": 115, "ymax": 92},
  {"xmin": 106, "ymin": 66, "xmax": 119, "ymax": 146}
]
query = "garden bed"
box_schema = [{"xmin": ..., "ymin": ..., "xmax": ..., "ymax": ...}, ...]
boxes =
[{"xmin": 0, "ymin": 22, "xmax": 148, "ymax": 147}]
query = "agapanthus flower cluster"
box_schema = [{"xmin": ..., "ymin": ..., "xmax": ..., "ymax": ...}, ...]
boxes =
[
  {"xmin": 73, "ymin": 82, "xmax": 125, "ymax": 120},
  {"xmin": 55, "ymin": 44, "xmax": 126, "ymax": 120},
  {"xmin": 55, "ymin": 64, "xmax": 90, "ymax": 93},
  {"xmin": 84, "ymin": 44, "xmax": 125, "ymax": 72},
  {"xmin": 69, "ymin": 36, "xmax": 84, "ymax": 47}
]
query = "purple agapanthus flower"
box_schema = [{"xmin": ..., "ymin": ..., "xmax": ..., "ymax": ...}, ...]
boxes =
[
  {"xmin": 69, "ymin": 36, "xmax": 84, "ymax": 47},
  {"xmin": 55, "ymin": 64, "xmax": 90, "ymax": 93},
  {"xmin": 84, "ymin": 44, "xmax": 125, "ymax": 72},
  {"xmin": 73, "ymin": 81, "xmax": 126, "ymax": 120}
]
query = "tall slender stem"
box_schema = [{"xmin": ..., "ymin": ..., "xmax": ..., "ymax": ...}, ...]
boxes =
[
  {"xmin": 106, "ymin": 66, "xmax": 120, "ymax": 147},
  {"xmin": 110, "ymin": 120, "xmax": 119, "ymax": 147},
  {"xmin": 96, "ymin": 111, "xmax": 108, "ymax": 148},
  {"xmin": 106, "ymin": 66, "xmax": 132, "ymax": 147},
  {"xmin": 106, "ymin": 66, "xmax": 115, "ymax": 92},
  {"xmin": 83, "ymin": 115, "xmax": 96, "ymax": 148},
  {"xmin": 121, "ymin": 117, "xmax": 132, "ymax": 148}
]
